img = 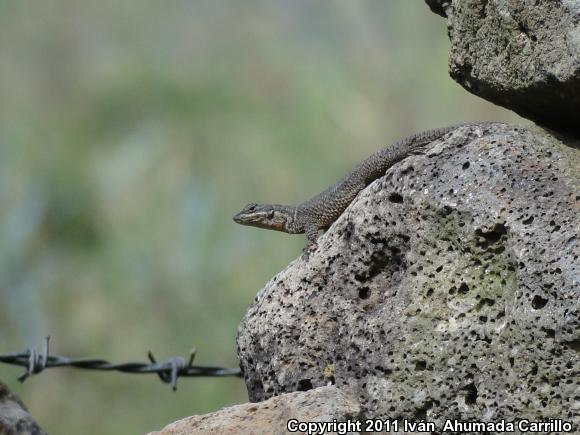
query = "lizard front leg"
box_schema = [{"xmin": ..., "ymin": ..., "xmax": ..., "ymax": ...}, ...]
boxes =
[{"xmin": 303, "ymin": 222, "xmax": 319, "ymax": 256}]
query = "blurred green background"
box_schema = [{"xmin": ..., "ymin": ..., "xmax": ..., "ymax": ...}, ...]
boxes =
[{"xmin": 0, "ymin": 1, "xmax": 522, "ymax": 434}]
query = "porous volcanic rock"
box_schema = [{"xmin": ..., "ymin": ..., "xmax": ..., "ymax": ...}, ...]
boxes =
[
  {"xmin": 426, "ymin": 0, "xmax": 580, "ymax": 135},
  {"xmin": 149, "ymin": 386, "xmax": 360, "ymax": 435},
  {"xmin": 0, "ymin": 382, "xmax": 46, "ymax": 435},
  {"xmin": 237, "ymin": 123, "xmax": 579, "ymax": 428}
]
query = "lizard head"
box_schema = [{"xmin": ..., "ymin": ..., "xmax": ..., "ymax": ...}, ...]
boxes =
[{"xmin": 233, "ymin": 203, "xmax": 291, "ymax": 232}]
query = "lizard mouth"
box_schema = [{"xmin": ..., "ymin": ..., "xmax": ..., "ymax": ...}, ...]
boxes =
[
  {"xmin": 232, "ymin": 213, "xmax": 245, "ymax": 224},
  {"xmin": 232, "ymin": 212, "xmax": 263, "ymax": 227},
  {"xmin": 233, "ymin": 212, "xmax": 286, "ymax": 232}
]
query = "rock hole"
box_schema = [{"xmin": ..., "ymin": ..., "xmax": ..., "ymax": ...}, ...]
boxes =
[
  {"xmin": 531, "ymin": 295, "xmax": 548, "ymax": 309},
  {"xmin": 564, "ymin": 236, "xmax": 576, "ymax": 249},
  {"xmin": 475, "ymin": 298, "xmax": 495, "ymax": 310},
  {"xmin": 441, "ymin": 205, "xmax": 453, "ymax": 216},
  {"xmin": 564, "ymin": 339, "xmax": 580, "ymax": 352},
  {"xmin": 413, "ymin": 400, "xmax": 433, "ymax": 419},
  {"xmin": 359, "ymin": 287, "xmax": 371, "ymax": 300},
  {"xmin": 475, "ymin": 223, "xmax": 507, "ymax": 248},
  {"xmin": 458, "ymin": 282, "xmax": 469, "ymax": 294},
  {"xmin": 522, "ymin": 216, "xmax": 534, "ymax": 225},
  {"xmin": 297, "ymin": 379, "xmax": 313, "ymax": 392},
  {"xmin": 388, "ymin": 192, "xmax": 404, "ymax": 203},
  {"xmin": 414, "ymin": 360, "xmax": 427, "ymax": 371},
  {"xmin": 462, "ymin": 161, "xmax": 470, "ymax": 170},
  {"xmin": 464, "ymin": 384, "xmax": 478, "ymax": 405}
]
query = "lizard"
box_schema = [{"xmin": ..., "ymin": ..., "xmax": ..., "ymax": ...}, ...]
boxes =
[{"xmin": 233, "ymin": 123, "xmax": 491, "ymax": 251}]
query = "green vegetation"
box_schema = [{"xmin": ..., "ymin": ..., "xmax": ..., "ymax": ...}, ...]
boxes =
[{"xmin": 0, "ymin": 2, "xmax": 520, "ymax": 433}]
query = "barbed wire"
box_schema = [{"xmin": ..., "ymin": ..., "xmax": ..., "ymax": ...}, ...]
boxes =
[{"xmin": 0, "ymin": 336, "xmax": 242, "ymax": 390}]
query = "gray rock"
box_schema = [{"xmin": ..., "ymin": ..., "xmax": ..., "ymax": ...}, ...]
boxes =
[
  {"xmin": 149, "ymin": 386, "xmax": 360, "ymax": 435},
  {"xmin": 0, "ymin": 382, "xmax": 46, "ymax": 435},
  {"xmin": 426, "ymin": 0, "xmax": 580, "ymax": 135},
  {"xmin": 237, "ymin": 123, "xmax": 579, "ymax": 428}
]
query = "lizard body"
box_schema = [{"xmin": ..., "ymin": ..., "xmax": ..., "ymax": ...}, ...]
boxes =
[{"xmin": 233, "ymin": 123, "xmax": 486, "ymax": 249}]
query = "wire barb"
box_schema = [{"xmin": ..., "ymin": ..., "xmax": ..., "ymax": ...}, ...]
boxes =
[
  {"xmin": 0, "ymin": 338, "xmax": 242, "ymax": 390},
  {"xmin": 18, "ymin": 336, "xmax": 51, "ymax": 383}
]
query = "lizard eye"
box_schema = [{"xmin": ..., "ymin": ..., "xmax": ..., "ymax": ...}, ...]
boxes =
[{"xmin": 246, "ymin": 204, "xmax": 257, "ymax": 212}]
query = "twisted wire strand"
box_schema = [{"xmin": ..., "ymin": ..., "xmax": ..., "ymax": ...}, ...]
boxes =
[{"xmin": 0, "ymin": 337, "xmax": 242, "ymax": 390}]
